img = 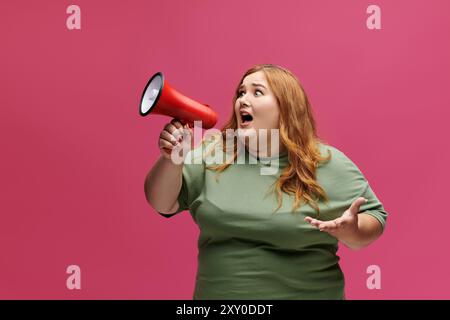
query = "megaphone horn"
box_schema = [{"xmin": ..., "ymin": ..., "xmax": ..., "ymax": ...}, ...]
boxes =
[{"xmin": 139, "ymin": 72, "xmax": 218, "ymax": 129}]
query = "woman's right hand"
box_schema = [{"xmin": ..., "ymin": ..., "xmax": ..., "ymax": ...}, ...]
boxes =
[{"xmin": 159, "ymin": 119, "xmax": 193, "ymax": 162}]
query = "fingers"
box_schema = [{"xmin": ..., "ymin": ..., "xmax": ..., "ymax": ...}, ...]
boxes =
[
  {"xmin": 304, "ymin": 217, "xmax": 323, "ymax": 229},
  {"xmin": 169, "ymin": 118, "xmax": 184, "ymax": 131},
  {"xmin": 165, "ymin": 119, "xmax": 184, "ymax": 137},
  {"xmin": 318, "ymin": 219, "xmax": 343, "ymax": 232},
  {"xmin": 159, "ymin": 119, "xmax": 196, "ymax": 160},
  {"xmin": 183, "ymin": 123, "xmax": 193, "ymax": 134},
  {"xmin": 160, "ymin": 130, "xmax": 179, "ymax": 146},
  {"xmin": 348, "ymin": 197, "xmax": 368, "ymax": 216},
  {"xmin": 158, "ymin": 121, "xmax": 180, "ymax": 156},
  {"xmin": 160, "ymin": 119, "xmax": 186, "ymax": 145},
  {"xmin": 304, "ymin": 217, "xmax": 344, "ymax": 232},
  {"xmin": 159, "ymin": 136, "xmax": 177, "ymax": 150}
]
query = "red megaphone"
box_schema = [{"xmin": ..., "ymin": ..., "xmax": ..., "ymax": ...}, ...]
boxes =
[{"xmin": 139, "ymin": 72, "xmax": 218, "ymax": 129}]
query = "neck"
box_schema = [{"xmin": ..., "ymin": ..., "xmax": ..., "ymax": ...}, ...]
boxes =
[{"xmin": 246, "ymin": 142, "xmax": 288, "ymax": 159}]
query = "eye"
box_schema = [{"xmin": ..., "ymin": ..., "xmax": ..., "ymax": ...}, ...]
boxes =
[
  {"xmin": 238, "ymin": 91, "xmax": 244, "ymax": 97},
  {"xmin": 255, "ymin": 89, "xmax": 263, "ymax": 96}
]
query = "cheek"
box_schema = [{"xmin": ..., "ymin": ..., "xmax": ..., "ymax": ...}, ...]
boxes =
[
  {"xmin": 262, "ymin": 115, "xmax": 279, "ymax": 129},
  {"xmin": 234, "ymin": 102, "xmax": 240, "ymax": 117},
  {"xmin": 255, "ymin": 101, "xmax": 280, "ymax": 128}
]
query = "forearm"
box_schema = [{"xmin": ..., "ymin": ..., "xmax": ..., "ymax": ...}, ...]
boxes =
[
  {"xmin": 144, "ymin": 155, "xmax": 183, "ymax": 213},
  {"xmin": 339, "ymin": 213, "xmax": 384, "ymax": 250}
]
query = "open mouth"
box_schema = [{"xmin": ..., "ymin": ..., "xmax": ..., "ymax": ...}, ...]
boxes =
[{"xmin": 240, "ymin": 112, "xmax": 254, "ymax": 124}]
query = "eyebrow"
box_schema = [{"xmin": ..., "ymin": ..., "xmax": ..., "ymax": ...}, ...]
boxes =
[{"xmin": 239, "ymin": 83, "xmax": 267, "ymax": 89}]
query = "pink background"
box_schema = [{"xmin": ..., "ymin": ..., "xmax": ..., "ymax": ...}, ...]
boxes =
[{"xmin": 1, "ymin": 0, "xmax": 449, "ymax": 299}]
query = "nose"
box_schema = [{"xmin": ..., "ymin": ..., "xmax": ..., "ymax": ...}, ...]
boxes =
[{"xmin": 239, "ymin": 94, "xmax": 250, "ymax": 107}]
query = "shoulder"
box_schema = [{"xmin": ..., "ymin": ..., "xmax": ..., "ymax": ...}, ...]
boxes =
[
  {"xmin": 318, "ymin": 143, "xmax": 347, "ymax": 160},
  {"xmin": 315, "ymin": 143, "xmax": 370, "ymax": 204},
  {"xmin": 316, "ymin": 143, "xmax": 366, "ymax": 181}
]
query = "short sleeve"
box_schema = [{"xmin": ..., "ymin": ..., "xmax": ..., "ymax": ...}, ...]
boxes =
[
  {"xmin": 358, "ymin": 182, "xmax": 389, "ymax": 232},
  {"xmin": 156, "ymin": 168, "xmax": 189, "ymax": 218},
  {"xmin": 323, "ymin": 146, "xmax": 389, "ymax": 232},
  {"xmin": 157, "ymin": 141, "xmax": 208, "ymax": 218}
]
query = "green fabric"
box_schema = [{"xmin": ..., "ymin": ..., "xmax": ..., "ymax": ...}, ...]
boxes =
[{"xmin": 159, "ymin": 139, "xmax": 388, "ymax": 300}]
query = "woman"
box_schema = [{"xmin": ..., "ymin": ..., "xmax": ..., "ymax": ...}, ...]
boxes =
[{"xmin": 144, "ymin": 64, "xmax": 388, "ymax": 299}]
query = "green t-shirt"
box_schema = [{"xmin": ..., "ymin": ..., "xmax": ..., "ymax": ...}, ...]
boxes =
[{"xmin": 158, "ymin": 138, "xmax": 388, "ymax": 300}]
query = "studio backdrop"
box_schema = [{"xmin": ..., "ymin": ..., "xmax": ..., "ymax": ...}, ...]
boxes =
[{"xmin": 1, "ymin": 0, "xmax": 449, "ymax": 299}]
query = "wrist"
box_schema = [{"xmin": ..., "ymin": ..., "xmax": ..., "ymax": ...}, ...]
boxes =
[{"xmin": 160, "ymin": 154, "xmax": 184, "ymax": 168}]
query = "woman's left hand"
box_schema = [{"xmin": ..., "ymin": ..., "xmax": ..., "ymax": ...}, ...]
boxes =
[{"xmin": 304, "ymin": 197, "xmax": 368, "ymax": 239}]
